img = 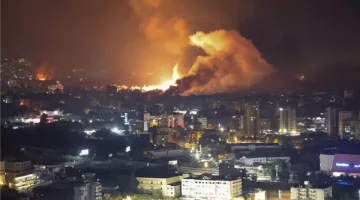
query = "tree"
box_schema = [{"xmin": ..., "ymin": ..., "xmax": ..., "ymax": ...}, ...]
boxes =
[
  {"xmin": 152, "ymin": 190, "xmax": 163, "ymax": 200},
  {"xmin": 128, "ymin": 172, "xmax": 139, "ymax": 192}
]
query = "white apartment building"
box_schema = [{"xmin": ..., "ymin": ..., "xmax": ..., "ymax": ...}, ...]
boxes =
[
  {"xmin": 291, "ymin": 183, "xmax": 332, "ymax": 200},
  {"xmin": 74, "ymin": 182, "xmax": 102, "ymax": 200},
  {"xmin": 181, "ymin": 175, "xmax": 242, "ymax": 199},
  {"xmin": 137, "ymin": 174, "xmax": 188, "ymax": 197}
]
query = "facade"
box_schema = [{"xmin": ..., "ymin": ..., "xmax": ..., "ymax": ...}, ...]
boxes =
[
  {"xmin": 4, "ymin": 160, "xmax": 36, "ymax": 190},
  {"xmin": 168, "ymin": 114, "xmax": 184, "ymax": 128},
  {"xmin": 166, "ymin": 183, "xmax": 181, "ymax": 198},
  {"xmin": 181, "ymin": 175, "xmax": 242, "ymax": 199},
  {"xmin": 0, "ymin": 161, "xmax": 5, "ymax": 185},
  {"xmin": 338, "ymin": 111, "xmax": 353, "ymax": 139},
  {"xmin": 260, "ymin": 118, "xmax": 271, "ymax": 134},
  {"xmin": 290, "ymin": 184, "xmax": 332, "ymax": 200},
  {"xmin": 197, "ymin": 117, "xmax": 208, "ymax": 129},
  {"xmin": 137, "ymin": 174, "xmax": 188, "ymax": 197},
  {"xmin": 244, "ymin": 102, "xmax": 260, "ymax": 137},
  {"xmin": 279, "ymin": 107, "xmax": 297, "ymax": 135},
  {"xmin": 320, "ymin": 153, "xmax": 360, "ymax": 177},
  {"xmin": 325, "ymin": 107, "xmax": 340, "ymax": 137},
  {"xmin": 74, "ymin": 182, "xmax": 102, "ymax": 200},
  {"xmin": 234, "ymin": 155, "xmax": 290, "ymax": 166},
  {"xmin": 144, "ymin": 113, "xmax": 184, "ymax": 128}
]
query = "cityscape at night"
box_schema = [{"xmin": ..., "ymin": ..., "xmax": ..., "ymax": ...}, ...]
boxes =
[{"xmin": 2, "ymin": 0, "xmax": 360, "ymax": 200}]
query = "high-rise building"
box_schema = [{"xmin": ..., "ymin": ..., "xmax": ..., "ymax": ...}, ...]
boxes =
[
  {"xmin": 325, "ymin": 107, "xmax": 340, "ymax": 137},
  {"xmin": 74, "ymin": 181, "xmax": 102, "ymax": 200},
  {"xmin": 244, "ymin": 102, "xmax": 260, "ymax": 137},
  {"xmin": 338, "ymin": 111, "xmax": 353, "ymax": 139},
  {"xmin": 279, "ymin": 107, "xmax": 297, "ymax": 135}
]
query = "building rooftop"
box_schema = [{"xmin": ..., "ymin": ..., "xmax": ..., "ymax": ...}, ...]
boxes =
[{"xmin": 184, "ymin": 174, "xmax": 241, "ymax": 181}]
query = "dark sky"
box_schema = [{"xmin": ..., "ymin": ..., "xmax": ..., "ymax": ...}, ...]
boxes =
[{"xmin": 2, "ymin": 0, "xmax": 360, "ymax": 86}]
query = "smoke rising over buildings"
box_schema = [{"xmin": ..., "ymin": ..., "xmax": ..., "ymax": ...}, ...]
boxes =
[{"xmin": 130, "ymin": 0, "xmax": 274, "ymax": 95}]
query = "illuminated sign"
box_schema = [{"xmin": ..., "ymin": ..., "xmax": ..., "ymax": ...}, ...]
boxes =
[
  {"xmin": 336, "ymin": 163, "xmax": 349, "ymax": 167},
  {"xmin": 79, "ymin": 149, "xmax": 89, "ymax": 156},
  {"xmin": 354, "ymin": 165, "xmax": 360, "ymax": 168}
]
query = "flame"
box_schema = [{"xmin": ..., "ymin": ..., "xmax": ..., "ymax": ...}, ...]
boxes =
[
  {"xmin": 118, "ymin": 63, "xmax": 181, "ymax": 92},
  {"xmin": 36, "ymin": 73, "xmax": 49, "ymax": 81},
  {"xmin": 36, "ymin": 63, "xmax": 53, "ymax": 81}
]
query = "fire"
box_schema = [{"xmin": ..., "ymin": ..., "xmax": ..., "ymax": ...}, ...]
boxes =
[
  {"xmin": 36, "ymin": 72, "xmax": 49, "ymax": 81},
  {"xmin": 35, "ymin": 63, "xmax": 53, "ymax": 81},
  {"xmin": 118, "ymin": 63, "xmax": 181, "ymax": 92}
]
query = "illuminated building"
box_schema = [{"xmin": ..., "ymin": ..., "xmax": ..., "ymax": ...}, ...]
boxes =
[
  {"xmin": 4, "ymin": 161, "xmax": 36, "ymax": 190},
  {"xmin": 260, "ymin": 118, "xmax": 271, "ymax": 134},
  {"xmin": 338, "ymin": 111, "xmax": 353, "ymax": 139},
  {"xmin": 320, "ymin": 153, "xmax": 360, "ymax": 177},
  {"xmin": 279, "ymin": 107, "xmax": 296, "ymax": 135},
  {"xmin": 325, "ymin": 107, "xmax": 340, "ymax": 137},
  {"xmin": 188, "ymin": 130, "xmax": 204, "ymax": 143},
  {"xmin": 136, "ymin": 173, "xmax": 188, "ymax": 197},
  {"xmin": 197, "ymin": 117, "xmax": 207, "ymax": 129},
  {"xmin": 233, "ymin": 153, "xmax": 290, "ymax": 166},
  {"xmin": 290, "ymin": 182, "xmax": 332, "ymax": 200},
  {"xmin": 74, "ymin": 181, "xmax": 102, "ymax": 200},
  {"xmin": 244, "ymin": 102, "xmax": 260, "ymax": 137},
  {"xmin": 181, "ymin": 175, "xmax": 242, "ymax": 199},
  {"xmin": 48, "ymin": 81, "xmax": 64, "ymax": 93},
  {"xmin": 167, "ymin": 114, "xmax": 184, "ymax": 128},
  {"xmin": 0, "ymin": 161, "xmax": 5, "ymax": 185}
]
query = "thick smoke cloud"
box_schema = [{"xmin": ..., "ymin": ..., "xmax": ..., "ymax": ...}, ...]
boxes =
[
  {"xmin": 130, "ymin": 0, "xmax": 189, "ymax": 55},
  {"xmin": 130, "ymin": 0, "xmax": 274, "ymax": 95},
  {"xmin": 179, "ymin": 30, "xmax": 274, "ymax": 95}
]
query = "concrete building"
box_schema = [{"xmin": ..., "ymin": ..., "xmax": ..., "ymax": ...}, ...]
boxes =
[
  {"xmin": 279, "ymin": 107, "xmax": 297, "ymax": 135},
  {"xmin": 290, "ymin": 182, "xmax": 332, "ymax": 200},
  {"xmin": 244, "ymin": 102, "xmax": 260, "ymax": 137},
  {"xmin": 4, "ymin": 160, "xmax": 36, "ymax": 190},
  {"xmin": 181, "ymin": 175, "xmax": 242, "ymax": 199},
  {"xmin": 74, "ymin": 182, "xmax": 102, "ymax": 200},
  {"xmin": 320, "ymin": 153, "xmax": 360, "ymax": 177},
  {"xmin": 197, "ymin": 117, "xmax": 207, "ymax": 129},
  {"xmin": 234, "ymin": 155, "xmax": 290, "ymax": 166},
  {"xmin": 338, "ymin": 111, "xmax": 353, "ymax": 139},
  {"xmin": 137, "ymin": 174, "xmax": 188, "ymax": 197},
  {"xmin": 325, "ymin": 107, "xmax": 340, "ymax": 137},
  {"xmin": 260, "ymin": 118, "xmax": 271, "ymax": 134}
]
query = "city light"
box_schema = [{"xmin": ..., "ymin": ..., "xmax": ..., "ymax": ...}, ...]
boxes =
[
  {"xmin": 111, "ymin": 127, "xmax": 124, "ymax": 134},
  {"xmin": 204, "ymin": 162, "xmax": 208, "ymax": 168},
  {"xmin": 125, "ymin": 146, "xmax": 131, "ymax": 152},
  {"xmin": 336, "ymin": 163, "xmax": 349, "ymax": 167},
  {"xmin": 79, "ymin": 149, "xmax": 89, "ymax": 156}
]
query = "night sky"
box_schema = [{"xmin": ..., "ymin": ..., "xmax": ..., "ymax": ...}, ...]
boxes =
[{"xmin": 2, "ymin": 0, "xmax": 360, "ymax": 89}]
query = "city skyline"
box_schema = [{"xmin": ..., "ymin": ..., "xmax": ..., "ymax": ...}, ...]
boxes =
[{"xmin": 2, "ymin": 0, "xmax": 360, "ymax": 93}]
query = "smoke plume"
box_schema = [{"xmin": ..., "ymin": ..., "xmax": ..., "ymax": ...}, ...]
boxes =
[
  {"xmin": 130, "ymin": 0, "xmax": 189, "ymax": 55},
  {"xmin": 129, "ymin": 0, "xmax": 274, "ymax": 95},
  {"xmin": 179, "ymin": 30, "xmax": 274, "ymax": 95}
]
